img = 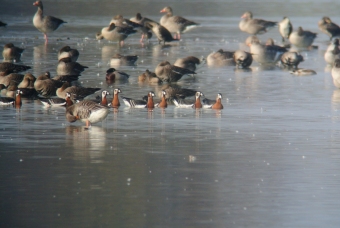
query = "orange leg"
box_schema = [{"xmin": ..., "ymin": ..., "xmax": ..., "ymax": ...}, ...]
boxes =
[{"xmin": 85, "ymin": 120, "xmax": 91, "ymax": 129}]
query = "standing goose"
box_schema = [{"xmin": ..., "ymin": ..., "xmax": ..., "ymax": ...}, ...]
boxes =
[
  {"xmin": 202, "ymin": 93, "xmax": 223, "ymax": 109},
  {"xmin": 110, "ymin": 88, "xmax": 121, "ymax": 108},
  {"xmin": 155, "ymin": 61, "xmax": 196, "ymax": 82},
  {"xmin": 155, "ymin": 90, "xmax": 168, "ymax": 108},
  {"xmin": 318, "ymin": 17, "xmax": 340, "ymax": 40},
  {"xmin": 160, "ymin": 6, "xmax": 199, "ymax": 39},
  {"xmin": 239, "ymin": 11, "xmax": 277, "ymax": 35},
  {"xmin": 173, "ymin": 91, "xmax": 204, "ymax": 109},
  {"xmin": 289, "ymin": 26, "xmax": 317, "ymax": 48},
  {"xmin": 324, "ymin": 38, "xmax": 340, "ymax": 65},
  {"xmin": 331, "ymin": 59, "xmax": 340, "ymax": 88},
  {"xmin": 96, "ymin": 23, "xmax": 137, "ymax": 46},
  {"xmin": 0, "ymin": 89, "xmax": 22, "ymax": 106},
  {"xmin": 58, "ymin": 46, "xmax": 79, "ymax": 62},
  {"xmin": 130, "ymin": 13, "xmax": 155, "ymax": 42},
  {"xmin": 144, "ymin": 20, "xmax": 179, "ymax": 45},
  {"xmin": 122, "ymin": 91, "xmax": 155, "ymax": 109},
  {"xmin": 66, "ymin": 100, "xmax": 109, "ymax": 128},
  {"xmin": 33, "ymin": 1, "xmax": 66, "ymax": 43},
  {"xmin": 278, "ymin": 17, "xmax": 293, "ymax": 42},
  {"xmin": 2, "ymin": 43, "xmax": 25, "ymax": 62}
]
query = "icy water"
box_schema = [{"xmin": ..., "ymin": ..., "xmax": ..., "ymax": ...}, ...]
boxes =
[{"xmin": 1, "ymin": 0, "xmax": 340, "ymax": 227}]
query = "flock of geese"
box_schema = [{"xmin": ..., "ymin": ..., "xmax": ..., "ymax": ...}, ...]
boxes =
[{"xmin": 1, "ymin": 1, "xmax": 340, "ymax": 128}]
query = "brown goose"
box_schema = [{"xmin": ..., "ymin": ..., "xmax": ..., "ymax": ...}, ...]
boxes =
[
  {"xmin": 56, "ymin": 82, "xmax": 100, "ymax": 100},
  {"xmin": 66, "ymin": 100, "xmax": 109, "ymax": 128},
  {"xmin": 233, "ymin": 50, "xmax": 253, "ymax": 69},
  {"xmin": 207, "ymin": 49, "xmax": 235, "ymax": 67},
  {"xmin": 130, "ymin": 13, "xmax": 155, "ymax": 42},
  {"xmin": 239, "ymin": 11, "xmax": 277, "ymax": 35},
  {"xmin": 18, "ymin": 73, "xmax": 36, "ymax": 89},
  {"xmin": 57, "ymin": 57, "xmax": 88, "ymax": 75},
  {"xmin": 289, "ymin": 27, "xmax": 317, "ymax": 48},
  {"xmin": 160, "ymin": 6, "xmax": 199, "ymax": 39},
  {"xmin": 202, "ymin": 93, "xmax": 223, "ymax": 110},
  {"xmin": 324, "ymin": 38, "xmax": 340, "ymax": 65},
  {"xmin": 2, "ymin": 43, "xmax": 25, "ymax": 62},
  {"xmin": 0, "ymin": 62, "xmax": 31, "ymax": 74},
  {"xmin": 280, "ymin": 52, "xmax": 304, "ymax": 69},
  {"xmin": 174, "ymin": 56, "xmax": 204, "ymax": 72},
  {"xmin": 96, "ymin": 23, "xmax": 137, "ymax": 46},
  {"xmin": 158, "ymin": 84, "xmax": 197, "ymax": 100},
  {"xmin": 110, "ymin": 54, "xmax": 138, "ymax": 66},
  {"xmin": 34, "ymin": 72, "xmax": 63, "ymax": 97},
  {"xmin": 144, "ymin": 20, "xmax": 179, "ymax": 45},
  {"xmin": 249, "ymin": 39, "xmax": 286, "ymax": 64},
  {"xmin": 0, "ymin": 72, "xmax": 24, "ymax": 86},
  {"xmin": 33, "ymin": 1, "xmax": 66, "ymax": 43},
  {"xmin": 318, "ymin": 17, "xmax": 340, "ymax": 41},
  {"xmin": 138, "ymin": 69, "xmax": 161, "ymax": 84},
  {"xmin": 58, "ymin": 46, "xmax": 79, "ymax": 62},
  {"xmin": 155, "ymin": 61, "xmax": 196, "ymax": 82},
  {"xmin": 278, "ymin": 17, "xmax": 293, "ymax": 42}
]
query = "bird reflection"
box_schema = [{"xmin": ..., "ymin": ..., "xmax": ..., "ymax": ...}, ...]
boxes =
[{"xmin": 65, "ymin": 125, "xmax": 107, "ymax": 162}]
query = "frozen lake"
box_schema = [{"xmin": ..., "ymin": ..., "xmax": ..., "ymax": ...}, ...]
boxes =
[{"xmin": 1, "ymin": 0, "xmax": 340, "ymax": 227}]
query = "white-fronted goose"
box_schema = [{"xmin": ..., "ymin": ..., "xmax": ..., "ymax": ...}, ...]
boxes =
[
  {"xmin": 110, "ymin": 53, "xmax": 138, "ymax": 66},
  {"xmin": 130, "ymin": 13, "xmax": 155, "ymax": 42},
  {"xmin": 278, "ymin": 17, "xmax": 293, "ymax": 42},
  {"xmin": 249, "ymin": 39, "xmax": 286, "ymax": 64},
  {"xmin": 318, "ymin": 17, "xmax": 340, "ymax": 40},
  {"xmin": 239, "ymin": 11, "xmax": 277, "ymax": 35},
  {"xmin": 155, "ymin": 61, "xmax": 196, "ymax": 82},
  {"xmin": 58, "ymin": 46, "xmax": 79, "ymax": 62},
  {"xmin": 289, "ymin": 26, "xmax": 317, "ymax": 48},
  {"xmin": 34, "ymin": 72, "xmax": 63, "ymax": 97},
  {"xmin": 96, "ymin": 23, "xmax": 137, "ymax": 46},
  {"xmin": 144, "ymin": 20, "xmax": 179, "ymax": 44},
  {"xmin": 66, "ymin": 100, "xmax": 109, "ymax": 128},
  {"xmin": 57, "ymin": 57, "xmax": 88, "ymax": 75},
  {"xmin": 0, "ymin": 62, "xmax": 31, "ymax": 74},
  {"xmin": 56, "ymin": 82, "xmax": 100, "ymax": 100},
  {"xmin": 160, "ymin": 6, "xmax": 199, "ymax": 39},
  {"xmin": 138, "ymin": 69, "xmax": 161, "ymax": 84},
  {"xmin": 2, "ymin": 43, "xmax": 25, "ymax": 62},
  {"xmin": 207, "ymin": 49, "xmax": 235, "ymax": 67},
  {"xmin": 33, "ymin": 1, "xmax": 66, "ymax": 43},
  {"xmin": 174, "ymin": 56, "xmax": 204, "ymax": 72}
]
